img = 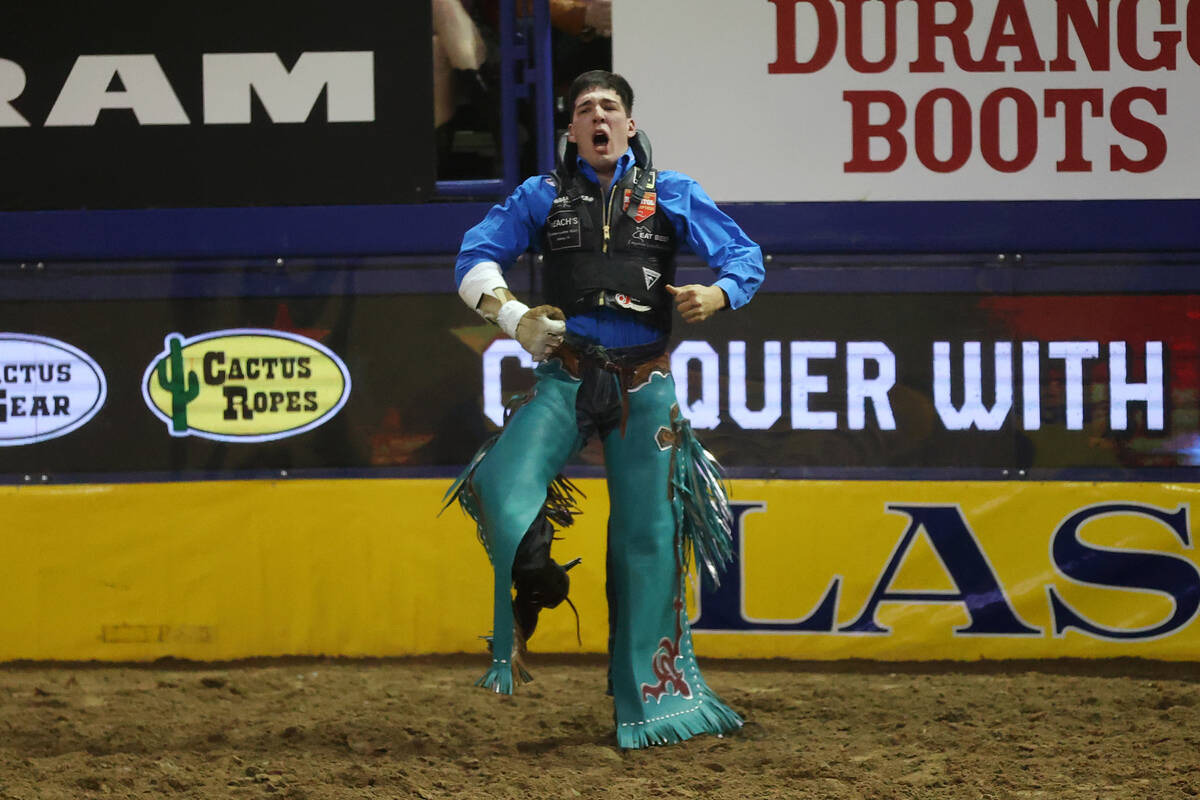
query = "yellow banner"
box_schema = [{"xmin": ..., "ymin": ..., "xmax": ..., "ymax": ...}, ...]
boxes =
[
  {"xmin": 2, "ymin": 478, "xmax": 1198, "ymax": 662},
  {"xmin": 696, "ymin": 480, "xmax": 1200, "ymax": 661}
]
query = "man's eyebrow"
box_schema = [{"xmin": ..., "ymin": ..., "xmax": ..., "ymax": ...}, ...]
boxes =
[{"xmin": 574, "ymin": 96, "xmax": 620, "ymax": 113}]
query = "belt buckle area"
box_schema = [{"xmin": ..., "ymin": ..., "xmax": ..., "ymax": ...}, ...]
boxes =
[
  {"xmin": 556, "ymin": 339, "xmax": 669, "ymax": 385},
  {"xmin": 550, "ymin": 342, "xmax": 585, "ymax": 379}
]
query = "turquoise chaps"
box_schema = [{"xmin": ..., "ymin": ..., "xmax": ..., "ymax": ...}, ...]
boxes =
[{"xmin": 446, "ymin": 351, "xmax": 743, "ymax": 749}]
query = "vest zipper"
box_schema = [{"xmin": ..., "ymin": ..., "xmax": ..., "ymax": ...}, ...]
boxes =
[
  {"xmin": 602, "ymin": 166, "xmax": 636, "ymax": 253},
  {"xmin": 601, "ymin": 183, "xmax": 619, "ymax": 254}
]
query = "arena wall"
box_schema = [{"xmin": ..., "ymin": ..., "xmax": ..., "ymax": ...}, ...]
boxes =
[{"xmin": 4, "ymin": 478, "xmax": 1199, "ymax": 662}]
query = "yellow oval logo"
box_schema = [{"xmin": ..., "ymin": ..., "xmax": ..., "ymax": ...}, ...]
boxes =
[{"xmin": 141, "ymin": 329, "xmax": 350, "ymax": 442}]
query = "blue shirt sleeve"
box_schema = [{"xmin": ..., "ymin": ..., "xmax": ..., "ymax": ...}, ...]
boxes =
[
  {"xmin": 654, "ymin": 171, "xmax": 765, "ymax": 310},
  {"xmin": 454, "ymin": 174, "xmax": 557, "ymax": 288}
]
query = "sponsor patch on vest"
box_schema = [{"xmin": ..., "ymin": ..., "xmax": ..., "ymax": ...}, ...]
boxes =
[
  {"xmin": 629, "ymin": 225, "xmax": 671, "ymax": 250},
  {"xmin": 142, "ymin": 329, "xmax": 351, "ymax": 443},
  {"xmin": 546, "ymin": 211, "xmax": 582, "ymax": 250},
  {"xmin": 0, "ymin": 333, "xmax": 107, "ymax": 446},
  {"xmin": 622, "ymin": 190, "xmax": 657, "ymax": 223},
  {"xmin": 643, "ymin": 267, "xmax": 662, "ymax": 290}
]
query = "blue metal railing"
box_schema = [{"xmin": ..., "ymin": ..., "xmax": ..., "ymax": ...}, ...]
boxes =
[
  {"xmin": 435, "ymin": 0, "xmax": 555, "ymax": 198},
  {"xmin": 528, "ymin": 0, "xmax": 556, "ymax": 174}
]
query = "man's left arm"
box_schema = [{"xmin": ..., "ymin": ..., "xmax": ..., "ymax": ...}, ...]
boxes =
[{"xmin": 658, "ymin": 172, "xmax": 765, "ymax": 324}]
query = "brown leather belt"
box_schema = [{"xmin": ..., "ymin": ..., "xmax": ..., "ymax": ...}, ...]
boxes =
[
  {"xmin": 553, "ymin": 343, "xmax": 670, "ymax": 387},
  {"xmin": 550, "ymin": 343, "xmax": 672, "ymax": 436}
]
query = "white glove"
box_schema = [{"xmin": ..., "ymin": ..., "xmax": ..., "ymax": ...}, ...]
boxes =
[{"xmin": 497, "ymin": 300, "xmax": 566, "ymax": 362}]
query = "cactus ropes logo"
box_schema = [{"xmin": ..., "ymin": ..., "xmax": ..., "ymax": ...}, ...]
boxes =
[{"xmin": 142, "ymin": 329, "xmax": 351, "ymax": 442}]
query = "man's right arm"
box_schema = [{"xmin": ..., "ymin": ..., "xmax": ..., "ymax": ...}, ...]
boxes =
[
  {"xmin": 455, "ymin": 175, "xmax": 565, "ymax": 360},
  {"xmin": 454, "ymin": 174, "xmax": 554, "ymax": 291}
]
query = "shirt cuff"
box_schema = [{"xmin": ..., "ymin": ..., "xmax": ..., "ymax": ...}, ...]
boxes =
[{"xmin": 713, "ymin": 277, "xmax": 742, "ymax": 310}]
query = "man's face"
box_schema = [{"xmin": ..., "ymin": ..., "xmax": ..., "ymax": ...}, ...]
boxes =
[{"xmin": 567, "ymin": 86, "xmax": 635, "ymax": 176}]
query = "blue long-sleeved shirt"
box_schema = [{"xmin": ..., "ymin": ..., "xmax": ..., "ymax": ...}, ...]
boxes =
[{"xmin": 455, "ymin": 149, "xmax": 764, "ymax": 348}]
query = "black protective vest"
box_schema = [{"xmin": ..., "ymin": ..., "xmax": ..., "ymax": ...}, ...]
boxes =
[{"xmin": 540, "ymin": 153, "xmax": 678, "ymax": 332}]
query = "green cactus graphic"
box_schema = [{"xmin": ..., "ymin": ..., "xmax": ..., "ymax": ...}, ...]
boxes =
[{"xmin": 156, "ymin": 335, "xmax": 200, "ymax": 433}]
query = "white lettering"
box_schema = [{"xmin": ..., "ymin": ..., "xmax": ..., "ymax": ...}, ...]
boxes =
[
  {"xmin": 0, "ymin": 59, "xmax": 30, "ymax": 127},
  {"xmin": 790, "ymin": 341, "xmax": 837, "ymax": 430},
  {"xmin": 1022, "ymin": 341, "xmax": 1041, "ymax": 430},
  {"xmin": 1110, "ymin": 341, "xmax": 1164, "ymax": 431},
  {"xmin": 203, "ymin": 52, "xmax": 375, "ymax": 124},
  {"xmin": 729, "ymin": 341, "xmax": 782, "ymax": 430},
  {"xmin": 44, "ymin": 55, "xmax": 189, "ymax": 126},
  {"xmin": 846, "ymin": 341, "xmax": 896, "ymax": 430},
  {"xmin": 933, "ymin": 342, "xmax": 1013, "ymax": 431},
  {"xmin": 1048, "ymin": 341, "xmax": 1099, "ymax": 430},
  {"xmin": 482, "ymin": 340, "xmax": 532, "ymax": 427},
  {"xmin": 672, "ymin": 341, "xmax": 721, "ymax": 429},
  {"xmin": 475, "ymin": 337, "xmax": 1169, "ymax": 437}
]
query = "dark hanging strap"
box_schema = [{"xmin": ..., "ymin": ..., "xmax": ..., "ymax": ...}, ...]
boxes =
[
  {"xmin": 622, "ymin": 167, "xmax": 657, "ymax": 223},
  {"xmin": 601, "ymin": 360, "xmax": 639, "ymax": 438}
]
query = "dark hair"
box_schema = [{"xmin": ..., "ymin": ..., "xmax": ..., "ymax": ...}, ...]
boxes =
[{"xmin": 566, "ymin": 70, "xmax": 634, "ymax": 115}]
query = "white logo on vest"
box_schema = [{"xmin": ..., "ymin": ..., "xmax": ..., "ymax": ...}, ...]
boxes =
[{"xmin": 643, "ymin": 267, "xmax": 661, "ymax": 290}]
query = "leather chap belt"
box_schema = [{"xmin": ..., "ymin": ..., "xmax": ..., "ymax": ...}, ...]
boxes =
[{"xmin": 551, "ymin": 339, "xmax": 671, "ymax": 436}]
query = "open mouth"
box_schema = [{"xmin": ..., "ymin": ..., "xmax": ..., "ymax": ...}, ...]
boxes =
[{"xmin": 592, "ymin": 131, "xmax": 610, "ymax": 149}]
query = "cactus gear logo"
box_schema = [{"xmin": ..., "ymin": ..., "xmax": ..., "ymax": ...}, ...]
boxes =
[
  {"xmin": 142, "ymin": 329, "xmax": 351, "ymax": 442},
  {"xmin": 0, "ymin": 333, "xmax": 107, "ymax": 446}
]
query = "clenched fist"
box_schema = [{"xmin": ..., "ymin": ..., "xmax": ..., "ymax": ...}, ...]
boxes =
[{"xmin": 515, "ymin": 304, "xmax": 566, "ymax": 361}]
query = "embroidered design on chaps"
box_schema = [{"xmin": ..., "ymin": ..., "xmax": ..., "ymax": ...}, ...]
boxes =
[
  {"xmin": 639, "ymin": 518, "xmax": 693, "ymax": 704},
  {"xmin": 639, "ymin": 593, "xmax": 693, "ymax": 704}
]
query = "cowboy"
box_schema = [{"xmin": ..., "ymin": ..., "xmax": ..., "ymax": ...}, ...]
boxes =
[{"xmin": 448, "ymin": 70, "xmax": 764, "ymax": 748}]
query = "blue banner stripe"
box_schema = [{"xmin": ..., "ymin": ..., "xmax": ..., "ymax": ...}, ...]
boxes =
[{"xmin": 2, "ymin": 199, "xmax": 1198, "ymax": 261}]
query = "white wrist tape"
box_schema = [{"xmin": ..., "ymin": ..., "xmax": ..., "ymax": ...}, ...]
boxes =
[
  {"xmin": 458, "ymin": 260, "xmax": 508, "ymax": 315},
  {"xmin": 496, "ymin": 299, "xmax": 530, "ymax": 339}
]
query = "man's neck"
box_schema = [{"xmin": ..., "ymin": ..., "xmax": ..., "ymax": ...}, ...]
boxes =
[
  {"xmin": 579, "ymin": 151, "xmax": 628, "ymax": 196},
  {"xmin": 595, "ymin": 168, "xmax": 615, "ymax": 195}
]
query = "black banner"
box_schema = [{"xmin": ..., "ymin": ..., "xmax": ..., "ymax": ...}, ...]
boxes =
[
  {"xmin": 0, "ymin": 2, "xmax": 433, "ymax": 209},
  {"xmin": 0, "ymin": 285, "xmax": 1193, "ymax": 479}
]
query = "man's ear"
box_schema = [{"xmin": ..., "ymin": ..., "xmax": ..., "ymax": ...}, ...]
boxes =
[
  {"xmin": 567, "ymin": 122, "xmax": 577, "ymax": 143},
  {"xmin": 627, "ymin": 117, "xmax": 637, "ymax": 136}
]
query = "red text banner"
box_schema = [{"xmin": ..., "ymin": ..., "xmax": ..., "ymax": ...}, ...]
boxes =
[{"xmin": 613, "ymin": 0, "xmax": 1200, "ymax": 201}]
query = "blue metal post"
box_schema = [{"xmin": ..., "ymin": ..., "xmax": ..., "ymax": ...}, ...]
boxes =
[
  {"xmin": 531, "ymin": 0, "xmax": 556, "ymax": 174},
  {"xmin": 497, "ymin": 0, "xmax": 521, "ymax": 192},
  {"xmin": 436, "ymin": 0, "xmax": 554, "ymax": 198}
]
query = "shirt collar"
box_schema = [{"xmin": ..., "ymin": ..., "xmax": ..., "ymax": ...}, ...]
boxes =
[{"xmin": 575, "ymin": 148, "xmax": 635, "ymax": 186}]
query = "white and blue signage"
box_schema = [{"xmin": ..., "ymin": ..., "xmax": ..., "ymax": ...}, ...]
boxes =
[{"xmin": 0, "ymin": 333, "xmax": 107, "ymax": 446}]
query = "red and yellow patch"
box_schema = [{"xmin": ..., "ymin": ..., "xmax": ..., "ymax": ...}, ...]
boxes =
[{"xmin": 622, "ymin": 190, "xmax": 657, "ymax": 223}]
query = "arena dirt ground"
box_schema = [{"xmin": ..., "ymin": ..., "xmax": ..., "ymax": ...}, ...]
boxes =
[{"xmin": 2, "ymin": 654, "xmax": 1199, "ymax": 799}]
